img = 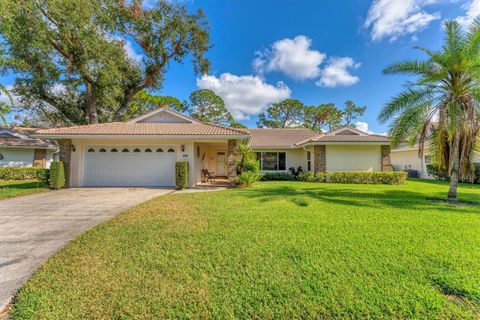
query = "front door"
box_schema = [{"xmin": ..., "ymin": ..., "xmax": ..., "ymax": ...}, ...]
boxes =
[{"xmin": 216, "ymin": 151, "xmax": 226, "ymax": 176}]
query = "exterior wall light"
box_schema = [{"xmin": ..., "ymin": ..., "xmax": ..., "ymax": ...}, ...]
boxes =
[{"xmin": 181, "ymin": 144, "xmax": 185, "ymax": 152}]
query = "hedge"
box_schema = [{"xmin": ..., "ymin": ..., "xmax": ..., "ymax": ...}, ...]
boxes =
[
  {"xmin": 262, "ymin": 171, "xmax": 407, "ymax": 185},
  {"xmin": 175, "ymin": 161, "xmax": 189, "ymax": 189},
  {"xmin": 427, "ymin": 163, "xmax": 480, "ymax": 183},
  {"xmin": 328, "ymin": 171, "xmax": 407, "ymax": 185},
  {"xmin": 260, "ymin": 172, "xmax": 297, "ymax": 181},
  {"xmin": 0, "ymin": 167, "xmax": 49, "ymax": 182},
  {"xmin": 49, "ymin": 161, "xmax": 65, "ymax": 190}
]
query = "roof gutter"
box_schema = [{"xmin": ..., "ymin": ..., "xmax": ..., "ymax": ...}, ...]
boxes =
[{"xmin": 32, "ymin": 134, "xmax": 250, "ymax": 140}]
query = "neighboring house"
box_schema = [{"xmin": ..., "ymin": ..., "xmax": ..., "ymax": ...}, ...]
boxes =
[
  {"xmin": 391, "ymin": 143, "xmax": 480, "ymax": 179},
  {"xmin": 34, "ymin": 109, "xmax": 392, "ymax": 187},
  {"xmin": 0, "ymin": 127, "xmax": 58, "ymax": 168}
]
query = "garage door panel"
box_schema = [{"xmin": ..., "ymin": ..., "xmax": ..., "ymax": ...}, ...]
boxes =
[{"xmin": 84, "ymin": 146, "xmax": 176, "ymax": 187}]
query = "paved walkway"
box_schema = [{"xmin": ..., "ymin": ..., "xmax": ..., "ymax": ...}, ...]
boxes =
[{"xmin": 0, "ymin": 187, "xmax": 173, "ymax": 311}]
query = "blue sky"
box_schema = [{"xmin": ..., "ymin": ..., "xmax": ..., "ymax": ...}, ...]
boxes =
[{"xmin": 1, "ymin": 0, "xmax": 479, "ymax": 132}]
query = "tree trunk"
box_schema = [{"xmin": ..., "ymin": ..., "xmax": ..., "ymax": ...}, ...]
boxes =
[
  {"xmin": 448, "ymin": 135, "xmax": 460, "ymax": 200},
  {"xmin": 86, "ymin": 83, "xmax": 98, "ymax": 124},
  {"xmin": 114, "ymin": 89, "xmax": 137, "ymax": 121}
]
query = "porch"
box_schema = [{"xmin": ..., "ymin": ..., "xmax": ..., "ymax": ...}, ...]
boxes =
[{"xmin": 192, "ymin": 140, "xmax": 237, "ymax": 187}]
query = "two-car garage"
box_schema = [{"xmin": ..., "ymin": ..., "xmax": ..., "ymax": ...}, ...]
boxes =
[{"xmin": 83, "ymin": 146, "xmax": 177, "ymax": 187}]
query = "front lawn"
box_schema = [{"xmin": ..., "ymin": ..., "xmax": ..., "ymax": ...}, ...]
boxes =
[
  {"xmin": 12, "ymin": 180, "xmax": 480, "ymax": 319},
  {"xmin": 0, "ymin": 180, "xmax": 48, "ymax": 200}
]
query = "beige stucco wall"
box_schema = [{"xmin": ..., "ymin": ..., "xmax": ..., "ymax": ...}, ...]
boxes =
[
  {"xmin": 390, "ymin": 149, "xmax": 428, "ymax": 178},
  {"xmin": 325, "ymin": 145, "xmax": 381, "ymax": 171},
  {"xmin": 0, "ymin": 148, "xmax": 34, "ymax": 167}
]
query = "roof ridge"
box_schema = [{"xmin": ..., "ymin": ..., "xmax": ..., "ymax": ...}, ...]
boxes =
[{"xmin": 197, "ymin": 120, "xmax": 250, "ymax": 134}]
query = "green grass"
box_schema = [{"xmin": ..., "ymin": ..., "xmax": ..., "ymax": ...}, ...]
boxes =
[
  {"xmin": 0, "ymin": 180, "xmax": 48, "ymax": 200},
  {"xmin": 12, "ymin": 180, "xmax": 480, "ymax": 319}
]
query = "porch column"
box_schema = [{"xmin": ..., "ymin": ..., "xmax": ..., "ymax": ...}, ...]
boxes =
[
  {"xmin": 57, "ymin": 139, "xmax": 72, "ymax": 187},
  {"xmin": 313, "ymin": 145, "xmax": 326, "ymax": 173},
  {"xmin": 381, "ymin": 145, "xmax": 392, "ymax": 171},
  {"xmin": 227, "ymin": 139, "xmax": 237, "ymax": 186}
]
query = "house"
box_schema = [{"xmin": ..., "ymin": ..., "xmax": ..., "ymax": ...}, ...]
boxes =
[
  {"xmin": 34, "ymin": 109, "xmax": 392, "ymax": 187},
  {"xmin": 391, "ymin": 143, "xmax": 480, "ymax": 179},
  {"xmin": 0, "ymin": 127, "xmax": 58, "ymax": 168}
]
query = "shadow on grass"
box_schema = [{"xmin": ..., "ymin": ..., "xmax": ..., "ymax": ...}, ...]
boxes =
[
  {"xmin": 0, "ymin": 181, "xmax": 47, "ymax": 190},
  {"xmin": 239, "ymin": 184, "xmax": 479, "ymax": 214}
]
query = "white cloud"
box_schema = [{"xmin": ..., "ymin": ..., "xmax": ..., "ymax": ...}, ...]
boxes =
[
  {"xmin": 197, "ymin": 73, "xmax": 291, "ymax": 120},
  {"xmin": 356, "ymin": 121, "xmax": 388, "ymax": 136},
  {"xmin": 316, "ymin": 57, "xmax": 361, "ymax": 87},
  {"xmin": 254, "ymin": 35, "xmax": 326, "ymax": 80},
  {"xmin": 456, "ymin": 0, "xmax": 480, "ymax": 28},
  {"xmin": 123, "ymin": 40, "xmax": 143, "ymax": 63},
  {"xmin": 365, "ymin": 0, "xmax": 440, "ymax": 41}
]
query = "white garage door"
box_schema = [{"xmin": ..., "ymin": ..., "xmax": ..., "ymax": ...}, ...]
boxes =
[{"xmin": 83, "ymin": 146, "xmax": 177, "ymax": 187}]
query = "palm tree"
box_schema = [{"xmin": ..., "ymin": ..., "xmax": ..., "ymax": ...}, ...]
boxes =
[
  {"xmin": 379, "ymin": 19, "xmax": 480, "ymax": 201},
  {"xmin": 0, "ymin": 84, "xmax": 12, "ymax": 125},
  {"xmin": 235, "ymin": 143, "xmax": 256, "ymax": 173}
]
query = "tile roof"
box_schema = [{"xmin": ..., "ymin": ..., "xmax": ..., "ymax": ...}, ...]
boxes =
[
  {"xmin": 35, "ymin": 122, "xmax": 249, "ymax": 136},
  {"xmin": 247, "ymin": 128, "xmax": 319, "ymax": 148},
  {"xmin": 0, "ymin": 127, "xmax": 57, "ymax": 149}
]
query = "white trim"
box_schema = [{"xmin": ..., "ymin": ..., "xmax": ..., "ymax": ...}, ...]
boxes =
[{"xmin": 327, "ymin": 126, "xmax": 367, "ymax": 136}]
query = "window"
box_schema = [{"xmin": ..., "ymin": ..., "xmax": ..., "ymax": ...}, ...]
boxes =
[
  {"xmin": 99, "ymin": 148, "xmax": 106, "ymax": 153},
  {"xmin": 111, "ymin": 148, "xmax": 118, "ymax": 152},
  {"xmin": 145, "ymin": 148, "xmax": 152, "ymax": 153},
  {"xmin": 133, "ymin": 148, "xmax": 141, "ymax": 153},
  {"xmin": 306, "ymin": 151, "xmax": 311, "ymax": 171},
  {"xmin": 156, "ymin": 148, "xmax": 164, "ymax": 152},
  {"xmin": 88, "ymin": 148, "xmax": 95, "ymax": 152},
  {"xmin": 256, "ymin": 152, "xmax": 287, "ymax": 171},
  {"xmin": 122, "ymin": 148, "xmax": 129, "ymax": 152},
  {"xmin": 167, "ymin": 148, "xmax": 175, "ymax": 153},
  {"xmin": 424, "ymin": 155, "xmax": 432, "ymax": 164}
]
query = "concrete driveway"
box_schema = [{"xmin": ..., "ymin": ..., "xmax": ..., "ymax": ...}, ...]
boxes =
[{"xmin": 0, "ymin": 187, "xmax": 174, "ymax": 311}]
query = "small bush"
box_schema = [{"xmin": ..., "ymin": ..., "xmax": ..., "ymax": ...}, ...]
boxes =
[
  {"xmin": 236, "ymin": 171, "xmax": 261, "ymax": 188},
  {"xmin": 175, "ymin": 161, "xmax": 189, "ymax": 189},
  {"xmin": 288, "ymin": 166, "xmax": 304, "ymax": 178},
  {"xmin": 260, "ymin": 172, "xmax": 296, "ymax": 181},
  {"xmin": 0, "ymin": 167, "xmax": 49, "ymax": 183},
  {"xmin": 426, "ymin": 164, "xmax": 448, "ymax": 180},
  {"xmin": 49, "ymin": 161, "xmax": 65, "ymax": 190},
  {"xmin": 328, "ymin": 171, "xmax": 407, "ymax": 185}
]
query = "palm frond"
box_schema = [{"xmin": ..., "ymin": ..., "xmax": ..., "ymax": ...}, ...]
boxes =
[
  {"xmin": 383, "ymin": 60, "xmax": 436, "ymax": 76},
  {"xmin": 378, "ymin": 87, "xmax": 434, "ymax": 124}
]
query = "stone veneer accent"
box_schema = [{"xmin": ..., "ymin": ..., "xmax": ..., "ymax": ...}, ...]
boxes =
[
  {"xmin": 57, "ymin": 139, "xmax": 72, "ymax": 187},
  {"xmin": 381, "ymin": 145, "xmax": 392, "ymax": 171},
  {"xmin": 313, "ymin": 145, "xmax": 326, "ymax": 173},
  {"xmin": 227, "ymin": 139, "xmax": 237, "ymax": 186}
]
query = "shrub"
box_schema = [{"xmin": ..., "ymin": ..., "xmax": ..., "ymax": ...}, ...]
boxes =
[
  {"xmin": 49, "ymin": 161, "xmax": 65, "ymax": 190},
  {"xmin": 474, "ymin": 163, "xmax": 480, "ymax": 183},
  {"xmin": 260, "ymin": 172, "xmax": 296, "ymax": 181},
  {"xmin": 0, "ymin": 167, "xmax": 49, "ymax": 183},
  {"xmin": 288, "ymin": 166, "xmax": 304, "ymax": 178},
  {"xmin": 427, "ymin": 163, "xmax": 479, "ymax": 183},
  {"xmin": 426, "ymin": 164, "xmax": 448, "ymax": 180},
  {"xmin": 236, "ymin": 171, "xmax": 261, "ymax": 188},
  {"xmin": 175, "ymin": 161, "xmax": 189, "ymax": 189},
  {"xmin": 298, "ymin": 172, "xmax": 326, "ymax": 183},
  {"xmin": 243, "ymin": 160, "xmax": 260, "ymax": 173},
  {"xmin": 328, "ymin": 171, "xmax": 407, "ymax": 185}
]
